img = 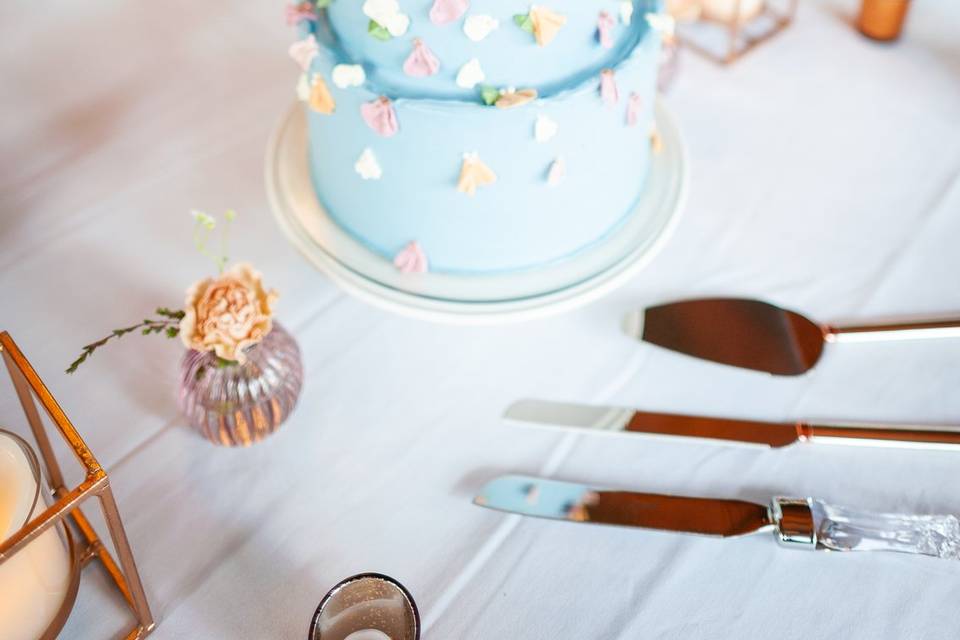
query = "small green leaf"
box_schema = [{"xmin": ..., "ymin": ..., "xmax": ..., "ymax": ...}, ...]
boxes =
[
  {"xmin": 166, "ymin": 327, "xmax": 180, "ymax": 338},
  {"xmin": 513, "ymin": 13, "xmax": 534, "ymax": 33},
  {"xmin": 368, "ymin": 19, "xmax": 392, "ymax": 41},
  {"xmin": 479, "ymin": 85, "xmax": 501, "ymax": 106}
]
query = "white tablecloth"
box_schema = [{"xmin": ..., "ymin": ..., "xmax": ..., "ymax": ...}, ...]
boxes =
[{"xmin": 2, "ymin": 0, "xmax": 959, "ymax": 637}]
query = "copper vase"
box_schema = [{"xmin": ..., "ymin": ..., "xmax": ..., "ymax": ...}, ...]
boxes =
[{"xmin": 858, "ymin": 0, "xmax": 911, "ymax": 41}]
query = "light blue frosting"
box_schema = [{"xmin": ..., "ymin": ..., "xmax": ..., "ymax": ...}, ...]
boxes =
[{"xmin": 299, "ymin": 0, "xmax": 663, "ymax": 274}]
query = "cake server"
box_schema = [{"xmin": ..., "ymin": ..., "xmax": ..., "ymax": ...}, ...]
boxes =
[
  {"xmin": 623, "ymin": 297, "xmax": 960, "ymax": 375},
  {"xmin": 474, "ymin": 475, "xmax": 960, "ymax": 560},
  {"xmin": 505, "ymin": 399, "xmax": 960, "ymax": 449}
]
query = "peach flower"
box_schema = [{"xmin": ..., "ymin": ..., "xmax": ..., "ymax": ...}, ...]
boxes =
[{"xmin": 179, "ymin": 263, "xmax": 278, "ymax": 364}]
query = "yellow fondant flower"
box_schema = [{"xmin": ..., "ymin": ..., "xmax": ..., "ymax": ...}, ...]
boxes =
[
  {"xmin": 309, "ymin": 75, "xmax": 336, "ymax": 114},
  {"xmin": 457, "ymin": 152, "xmax": 497, "ymax": 197},
  {"xmin": 530, "ymin": 5, "xmax": 567, "ymax": 46}
]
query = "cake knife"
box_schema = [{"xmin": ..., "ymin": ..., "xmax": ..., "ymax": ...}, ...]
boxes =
[
  {"xmin": 505, "ymin": 399, "xmax": 960, "ymax": 449},
  {"xmin": 624, "ymin": 297, "xmax": 960, "ymax": 375},
  {"xmin": 474, "ymin": 475, "xmax": 960, "ymax": 560}
]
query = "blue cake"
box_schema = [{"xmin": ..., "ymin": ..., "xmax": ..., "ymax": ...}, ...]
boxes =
[{"xmin": 288, "ymin": 0, "xmax": 665, "ymax": 274}]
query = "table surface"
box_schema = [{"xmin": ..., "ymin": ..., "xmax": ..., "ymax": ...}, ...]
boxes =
[{"xmin": 2, "ymin": 1, "xmax": 960, "ymax": 638}]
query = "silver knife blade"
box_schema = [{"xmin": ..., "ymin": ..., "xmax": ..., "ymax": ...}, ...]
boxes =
[
  {"xmin": 474, "ymin": 475, "xmax": 775, "ymax": 538},
  {"xmin": 505, "ymin": 399, "xmax": 800, "ymax": 448}
]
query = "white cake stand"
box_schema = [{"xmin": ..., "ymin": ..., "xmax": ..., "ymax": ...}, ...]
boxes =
[{"xmin": 266, "ymin": 100, "xmax": 687, "ymax": 324}]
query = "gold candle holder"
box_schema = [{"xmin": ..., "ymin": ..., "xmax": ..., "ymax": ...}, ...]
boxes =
[
  {"xmin": 671, "ymin": 0, "xmax": 798, "ymax": 64},
  {"xmin": 858, "ymin": 0, "xmax": 911, "ymax": 41},
  {"xmin": 0, "ymin": 332, "xmax": 154, "ymax": 639}
]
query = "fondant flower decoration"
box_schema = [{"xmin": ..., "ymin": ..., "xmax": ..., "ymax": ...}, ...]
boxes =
[
  {"xmin": 361, "ymin": 97, "xmax": 399, "ymax": 137},
  {"xmin": 479, "ymin": 85, "xmax": 501, "ymax": 106},
  {"xmin": 332, "ymin": 64, "xmax": 366, "ymax": 88},
  {"xmin": 363, "ymin": 0, "xmax": 410, "ymax": 40},
  {"xmin": 179, "ymin": 263, "xmax": 278, "ymax": 365},
  {"xmin": 597, "ymin": 11, "xmax": 615, "ymax": 49},
  {"xmin": 403, "ymin": 38, "xmax": 441, "ymax": 77},
  {"xmin": 547, "ymin": 157, "xmax": 565, "ymax": 187},
  {"xmin": 495, "ymin": 88, "xmax": 538, "ymax": 109},
  {"xmin": 430, "ymin": 0, "xmax": 469, "ymax": 26},
  {"xmin": 534, "ymin": 114, "xmax": 558, "ymax": 142},
  {"xmin": 296, "ymin": 73, "xmax": 311, "ymax": 101},
  {"xmin": 600, "ymin": 69, "xmax": 619, "ymax": 106},
  {"xmin": 309, "ymin": 75, "xmax": 336, "ymax": 114},
  {"xmin": 646, "ymin": 12, "xmax": 676, "ymax": 37},
  {"xmin": 463, "ymin": 14, "xmax": 499, "ymax": 41},
  {"xmin": 626, "ymin": 92, "xmax": 642, "ymax": 126},
  {"xmin": 521, "ymin": 5, "xmax": 567, "ymax": 47},
  {"xmin": 620, "ymin": 1, "xmax": 634, "ymax": 25},
  {"xmin": 650, "ymin": 127, "xmax": 664, "ymax": 154},
  {"xmin": 394, "ymin": 241, "xmax": 429, "ymax": 274},
  {"xmin": 285, "ymin": 2, "xmax": 318, "ymax": 26},
  {"xmin": 457, "ymin": 152, "xmax": 497, "ymax": 197},
  {"xmin": 288, "ymin": 34, "xmax": 319, "ymax": 71},
  {"xmin": 355, "ymin": 148, "xmax": 383, "ymax": 180},
  {"xmin": 456, "ymin": 58, "xmax": 486, "ymax": 89}
]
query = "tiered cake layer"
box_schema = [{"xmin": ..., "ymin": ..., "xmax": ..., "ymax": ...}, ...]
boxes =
[{"xmin": 296, "ymin": 0, "xmax": 664, "ymax": 274}]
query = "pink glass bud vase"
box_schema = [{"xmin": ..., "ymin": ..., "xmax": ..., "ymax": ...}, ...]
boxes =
[{"xmin": 178, "ymin": 323, "xmax": 303, "ymax": 446}]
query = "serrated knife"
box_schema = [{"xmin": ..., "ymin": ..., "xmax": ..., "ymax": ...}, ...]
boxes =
[
  {"xmin": 505, "ymin": 399, "xmax": 960, "ymax": 449},
  {"xmin": 474, "ymin": 475, "xmax": 960, "ymax": 560}
]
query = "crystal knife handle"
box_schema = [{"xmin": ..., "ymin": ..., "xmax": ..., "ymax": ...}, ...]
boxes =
[{"xmin": 771, "ymin": 497, "xmax": 960, "ymax": 560}]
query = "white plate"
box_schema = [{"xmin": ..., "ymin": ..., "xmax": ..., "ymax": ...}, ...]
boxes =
[{"xmin": 266, "ymin": 100, "xmax": 687, "ymax": 324}]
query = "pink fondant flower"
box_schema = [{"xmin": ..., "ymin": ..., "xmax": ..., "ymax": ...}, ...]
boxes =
[
  {"xmin": 286, "ymin": 2, "xmax": 317, "ymax": 25},
  {"xmin": 597, "ymin": 11, "xmax": 615, "ymax": 49},
  {"xmin": 600, "ymin": 69, "xmax": 619, "ymax": 106},
  {"xmin": 626, "ymin": 92, "xmax": 642, "ymax": 126},
  {"xmin": 394, "ymin": 241, "xmax": 429, "ymax": 273},
  {"xmin": 361, "ymin": 97, "xmax": 399, "ymax": 137},
  {"xmin": 289, "ymin": 34, "xmax": 319, "ymax": 71},
  {"xmin": 403, "ymin": 38, "xmax": 440, "ymax": 77},
  {"xmin": 430, "ymin": 0, "xmax": 469, "ymax": 25}
]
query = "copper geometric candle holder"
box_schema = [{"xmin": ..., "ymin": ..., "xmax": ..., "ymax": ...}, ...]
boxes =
[
  {"xmin": 673, "ymin": 0, "xmax": 798, "ymax": 64},
  {"xmin": 0, "ymin": 332, "xmax": 154, "ymax": 639}
]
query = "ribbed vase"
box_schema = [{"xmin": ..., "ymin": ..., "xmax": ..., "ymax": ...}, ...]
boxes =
[{"xmin": 178, "ymin": 323, "xmax": 303, "ymax": 446}]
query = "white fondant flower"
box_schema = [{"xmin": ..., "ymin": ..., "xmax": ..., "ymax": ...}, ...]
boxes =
[
  {"xmin": 456, "ymin": 58, "xmax": 485, "ymax": 89},
  {"xmin": 296, "ymin": 73, "xmax": 311, "ymax": 101},
  {"xmin": 547, "ymin": 157, "xmax": 565, "ymax": 187},
  {"xmin": 646, "ymin": 12, "xmax": 676, "ymax": 37},
  {"xmin": 332, "ymin": 64, "xmax": 366, "ymax": 88},
  {"xmin": 355, "ymin": 148, "xmax": 383, "ymax": 180},
  {"xmin": 620, "ymin": 1, "xmax": 634, "ymax": 25},
  {"xmin": 463, "ymin": 14, "xmax": 499, "ymax": 41},
  {"xmin": 534, "ymin": 114, "xmax": 558, "ymax": 143},
  {"xmin": 363, "ymin": 0, "xmax": 410, "ymax": 37},
  {"xmin": 288, "ymin": 34, "xmax": 319, "ymax": 71}
]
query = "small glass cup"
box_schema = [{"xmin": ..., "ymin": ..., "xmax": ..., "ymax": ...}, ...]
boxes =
[{"xmin": 309, "ymin": 573, "xmax": 420, "ymax": 640}]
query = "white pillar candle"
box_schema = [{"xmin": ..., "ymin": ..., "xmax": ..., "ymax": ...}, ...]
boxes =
[
  {"xmin": 699, "ymin": 0, "xmax": 765, "ymax": 23},
  {"xmin": 0, "ymin": 431, "xmax": 72, "ymax": 640}
]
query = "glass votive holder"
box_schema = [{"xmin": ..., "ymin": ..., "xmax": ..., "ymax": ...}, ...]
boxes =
[
  {"xmin": 309, "ymin": 573, "xmax": 419, "ymax": 640},
  {"xmin": 670, "ymin": 0, "xmax": 798, "ymax": 64},
  {"xmin": 0, "ymin": 429, "xmax": 79, "ymax": 640}
]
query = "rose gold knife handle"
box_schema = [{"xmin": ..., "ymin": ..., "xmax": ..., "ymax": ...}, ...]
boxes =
[
  {"xmin": 798, "ymin": 423, "xmax": 960, "ymax": 449},
  {"xmin": 772, "ymin": 498, "xmax": 960, "ymax": 560},
  {"xmin": 825, "ymin": 318, "xmax": 960, "ymax": 343}
]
